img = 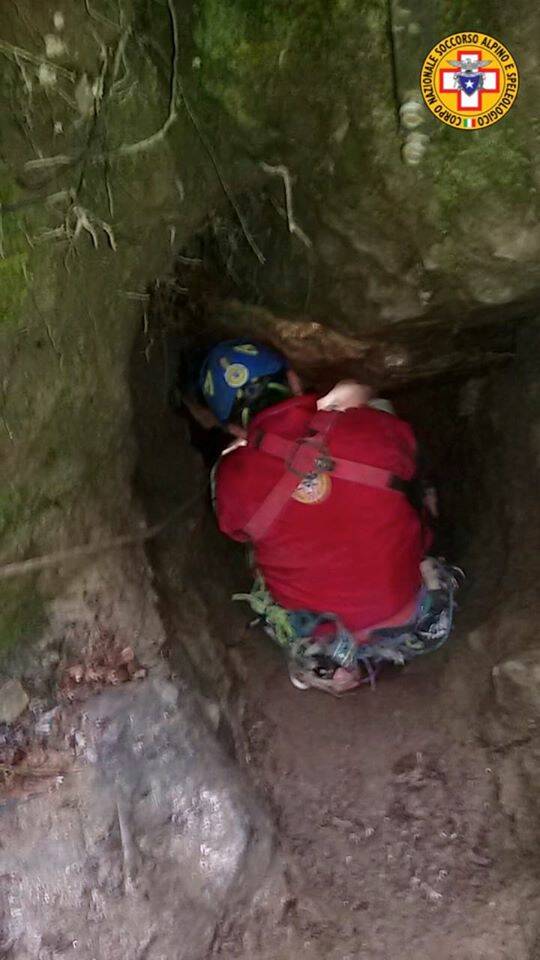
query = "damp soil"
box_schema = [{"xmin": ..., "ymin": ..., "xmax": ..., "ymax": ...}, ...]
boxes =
[{"xmin": 234, "ymin": 625, "xmax": 529, "ymax": 960}]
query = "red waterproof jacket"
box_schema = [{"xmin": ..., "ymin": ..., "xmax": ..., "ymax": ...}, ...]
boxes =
[{"xmin": 215, "ymin": 395, "xmax": 426, "ymax": 632}]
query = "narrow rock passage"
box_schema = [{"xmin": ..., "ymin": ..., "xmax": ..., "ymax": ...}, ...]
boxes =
[{"xmin": 130, "ymin": 317, "xmax": 540, "ymax": 960}]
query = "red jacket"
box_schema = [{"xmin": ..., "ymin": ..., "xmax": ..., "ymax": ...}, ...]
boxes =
[{"xmin": 215, "ymin": 395, "xmax": 425, "ymax": 631}]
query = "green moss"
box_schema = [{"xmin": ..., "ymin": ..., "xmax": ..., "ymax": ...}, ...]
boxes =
[
  {"xmin": 194, "ymin": 0, "xmax": 290, "ymax": 127},
  {"xmin": 0, "ymin": 485, "xmax": 57, "ymax": 555},
  {"xmin": 0, "ymin": 0, "xmax": 198, "ymax": 669},
  {"xmin": 439, "ymin": 0, "xmax": 503, "ymax": 37},
  {"xmin": 0, "ymin": 252, "xmax": 31, "ymax": 326},
  {"xmin": 0, "ymin": 579, "xmax": 45, "ymax": 655},
  {"xmin": 0, "ymin": 165, "xmax": 32, "ymax": 326},
  {"xmin": 194, "ymin": 0, "xmax": 392, "ymax": 149},
  {"xmin": 0, "ymin": 486, "xmax": 24, "ymax": 539},
  {"xmin": 195, "ymin": 0, "xmax": 289, "ymax": 64},
  {"xmin": 427, "ymin": 125, "xmax": 531, "ymax": 229}
]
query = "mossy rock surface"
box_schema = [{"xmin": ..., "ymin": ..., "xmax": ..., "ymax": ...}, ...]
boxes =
[
  {"xmin": 1, "ymin": 0, "xmax": 540, "ymax": 659},
  {"xmin": 193, "ymin": 0, "xmax": 540, "ymax": 324}
]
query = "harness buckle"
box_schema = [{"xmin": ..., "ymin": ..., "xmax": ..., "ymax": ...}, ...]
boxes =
[
  {"xmin": 313, "ymin": 454, "xmax": 335, "ymax": 473},
  {"xmin": 285, "ymin": 436, "xmax": 335, "ymax": 478}
]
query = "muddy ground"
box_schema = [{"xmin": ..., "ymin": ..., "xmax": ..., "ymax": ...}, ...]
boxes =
[{"xmin": 232, "ymin": 620, "xmax": 536, "ymax": 960}]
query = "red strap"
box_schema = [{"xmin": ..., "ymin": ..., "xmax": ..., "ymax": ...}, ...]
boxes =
[
  {"xmin": 258, "ymin": 432, "xmax": 393, "ymax": 490},
  {"xmin": 243, "ymin": 467, "xmax": 304, "ymax": 541},
  {"xmin": 243, "ymin": 411, "xmax": 404, "ymax": 542}
]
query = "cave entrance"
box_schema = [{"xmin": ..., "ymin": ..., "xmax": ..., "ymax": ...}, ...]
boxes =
[{"xmin": 129, "ymin": 247, "xmax": 539, "ymax": 957}]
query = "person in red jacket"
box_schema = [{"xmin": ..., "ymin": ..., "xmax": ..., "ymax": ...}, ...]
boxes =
[{"xmin": 187, "ymin": 339, "xmax": 460, "ymax": 695}]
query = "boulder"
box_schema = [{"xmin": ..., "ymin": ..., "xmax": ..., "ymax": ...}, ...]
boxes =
[
  {"xmin": 0, "ymin": 679, "xmax": 29, "ymax": 724},
  {"xmin": 0, "ymin": 678, "xmax": 276, "ymax": 960}
]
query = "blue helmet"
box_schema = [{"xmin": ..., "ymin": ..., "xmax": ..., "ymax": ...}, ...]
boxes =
[{"xmin": 199, "ymin": 339, "xmax": 287, "ymax": 422}]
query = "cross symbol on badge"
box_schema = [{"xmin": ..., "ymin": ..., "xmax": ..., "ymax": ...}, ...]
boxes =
[{"xmin": 440, "ymin": 50, "xmax": 500, "ymax": 111}]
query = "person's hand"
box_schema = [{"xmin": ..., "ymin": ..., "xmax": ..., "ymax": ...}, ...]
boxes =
[
  {"xmin": 184, "ymin": 397, "xmax": 249, "ymax": 440},
  {"xmin": 183, "ymin": 398, "xmax": 221, "ymax": 431},
  {"xmin": 287, "ymin": 369, "xmax": 303, "ymax": 396},
  {"xmin": 317, "ymin": 380, "xmax": 373, "ymax": 412},
  {"xmin": 222, "ymin": 436, "xmax": 248, "ymax": 455}
]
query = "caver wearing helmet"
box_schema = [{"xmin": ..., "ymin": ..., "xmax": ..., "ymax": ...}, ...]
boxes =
[
  {"xmin": 198, "ymin": 338, "xmax": 300, "ymax": 429},
  {"xmin": 192, "ymin": 339, "xmax": 459, "ymax": 695}
]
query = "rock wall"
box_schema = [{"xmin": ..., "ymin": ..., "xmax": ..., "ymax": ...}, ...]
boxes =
[
  {"xmin": 193, "ymin": 0, "xmax": 540, "ymax": 326},
  {"xmin": 0, "ymin": 6, "xmax": 289, "ymax": 956},
  {"xmin": 0, "ymin": 0, "xmax": 243, "ymax": 654}
]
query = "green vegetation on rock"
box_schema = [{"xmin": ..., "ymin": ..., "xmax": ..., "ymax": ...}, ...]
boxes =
[
  {"xmin": 0, "ymin": 168, "xmax": 32, "ymax": 327},
  {"xmin": 0, "ymin": 580, "xmax": 44, "ymax": 656},
  {"xmin": 0, "ymin": 253, "xmax": 30, "ymax": 327}
]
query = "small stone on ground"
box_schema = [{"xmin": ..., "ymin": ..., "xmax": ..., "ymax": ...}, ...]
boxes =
[{"xmin": 0, "ymin": 679, "xmax": 29, "ymax": 724}]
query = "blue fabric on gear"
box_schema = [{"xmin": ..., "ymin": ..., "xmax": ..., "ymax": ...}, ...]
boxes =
[{"xmin": 199, "ymin": 339, "xmax": 287, "ymax": 422}]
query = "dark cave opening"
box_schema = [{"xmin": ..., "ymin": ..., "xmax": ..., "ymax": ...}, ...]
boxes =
[{"xmin": 128, "ymin": 247, "xmax": 530, "ymax": 697}]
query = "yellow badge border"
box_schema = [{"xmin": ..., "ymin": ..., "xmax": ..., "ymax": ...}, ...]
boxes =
[
  {"xmin": 420, "ymin": 31, "xmax": 519, "ymax": 131},
  {"xmin": 224, "ymin": 362, "xmax": 249, "ymax": 388},
  {"xmin": 292, "ymin": 472, "xmax": 332, "ymax": 505}
]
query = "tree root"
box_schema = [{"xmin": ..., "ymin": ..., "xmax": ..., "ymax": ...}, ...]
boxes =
[
  {"xmin": 0, "ymin": 40, "xmax": 75, "ymax": 80},
  {"xmin": 115, "ymin": 0, "xmax": 179, "ymax": 157},
  {"xmin": 261, "ymin": 161, "xmax": 313, "ymax": 249},
  {"xmin": 0, "ymin": 489, "xmax": 205, "ymax": 580}
]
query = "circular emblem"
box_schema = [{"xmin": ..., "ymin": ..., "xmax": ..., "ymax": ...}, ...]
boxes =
[
  {"xmin": 224, "ymin": 363, "xmax": 249, "ymax": 388},
  {"xmin": 420, "ymin": 32, "xmax": 519, "ymax": 130},
  {"xmin": 293, "ymin": 472, "xmax": 332, "ymax": 505}
]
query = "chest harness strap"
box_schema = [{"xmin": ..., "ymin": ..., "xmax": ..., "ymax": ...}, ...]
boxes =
[{"xmin": 243, "ymin": 409, "xmax": 413, "ymax": 541}]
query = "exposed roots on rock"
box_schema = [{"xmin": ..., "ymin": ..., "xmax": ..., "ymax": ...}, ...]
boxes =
[
  {"xmin": 260, "ymin": 161, "xmax": 313, "ymax": 250},
  {"xmin": 115, "ymin": 0, "xmax": 178, "ymax": 157},
  {"xmin": 0, "ymin": 39, "xmax": 76, "ymax": 81}
]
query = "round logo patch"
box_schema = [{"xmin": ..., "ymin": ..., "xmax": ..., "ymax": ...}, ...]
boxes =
[
  {"xmin": 224, "ymin": 363, "xmax": 249, "ymax": 388},
  {"xmin": 293, "ymin": 472, "xmax": 332, "ymax": 505},
  {"xmin": 420, "ymin": 32, "xmax": 519, "ymax": 130}
]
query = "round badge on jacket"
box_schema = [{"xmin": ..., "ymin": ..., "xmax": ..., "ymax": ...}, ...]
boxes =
[{"xmin": 293, "ymin": 472, "xmax": 332, "ymax": 505}]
